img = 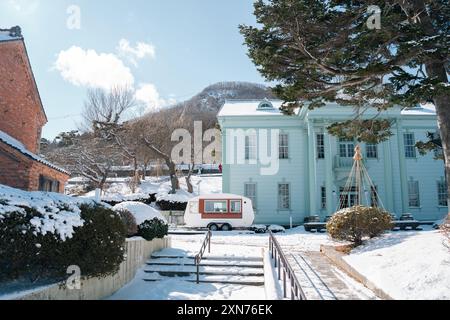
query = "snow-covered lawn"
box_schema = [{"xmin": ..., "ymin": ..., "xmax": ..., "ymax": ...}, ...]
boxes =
[
  {"xmin": 108, "ymin": 229, "xmax": 333, "ymax": 300},
  {"xmin": 78, "ymin": 174, "xmax": 223, "ymax": 203},
  {"xmin": 344, "ymin": 229, "xmax": 450, "ymax": 300}
]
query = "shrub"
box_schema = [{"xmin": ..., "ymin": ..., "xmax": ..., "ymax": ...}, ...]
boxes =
[
  {"xmin": 327, "ymin": 206, "xmax": 393, "ymax": 246},
  {"xmin": 156, "ymin": 199, "xmax": 187, "ymax": 211},
  {"xmin": 116, "ymin": 209, "xmax": 138, "ymax": 237},
  {"xmin": 137, "ymin": 218, "xmax": 169, "ymax": 241},
  {"xmin": 0, "ymin": 204, "xmax": 126, "ymax": 282}
]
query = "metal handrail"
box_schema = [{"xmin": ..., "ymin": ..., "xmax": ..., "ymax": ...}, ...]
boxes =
[
  {"xmin": 269, "ymin": 231, "xmax": 307, "ymax": 300},
  {"xmin": 195, "ymin": 230, "xmax": 212, "ymax": 284}
]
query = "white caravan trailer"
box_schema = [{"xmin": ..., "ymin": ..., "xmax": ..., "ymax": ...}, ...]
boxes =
[{"xmin": 184, "ymin": 194, "xmax": 255, "ymax": 231}]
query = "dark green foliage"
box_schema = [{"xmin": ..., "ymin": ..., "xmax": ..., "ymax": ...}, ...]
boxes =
[
  {"xmin": 327, "ymin": 119, "xmax": 393, "ymax": 144},
  {"xmin": 416, "ymin": 132, "xmax": 444, "ymax": 160},
  {"xmin": 240, "ymin": 0, "xmax": 449, "ymax": 147},
  {"xmin": 137, "ymin": 218, "xmax": 168, "ymax": 241},
  {"xmin": 327, "ymin": 206, "xmax": 393, "ymax": 246},
  {"xmin": 116, "ymin": 209, "xmax": 138, "ymax": 237},
  {"xmin": 156, "ymin": 200, "xmax": 187, "ymax": 211},
  {"xmin": 0, "ymin": 205, "xmax": 126, "ymax": 282}
]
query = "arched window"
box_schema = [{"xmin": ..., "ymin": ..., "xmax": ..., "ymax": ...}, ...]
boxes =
[{"xmin": 257, "ymin": 100, "xmax": 274, "ymax": 110}]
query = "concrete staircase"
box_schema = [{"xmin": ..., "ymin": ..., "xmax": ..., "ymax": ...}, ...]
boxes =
[{"xmin": 143, "ymin": 253, "xmax": 265, "ymax": 286}]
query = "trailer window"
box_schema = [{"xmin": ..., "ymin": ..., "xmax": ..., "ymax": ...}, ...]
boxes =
[
  {"xmin": 189, "ymin": 201, "xmax": 199, "ymax": 214},
  {"xmin": 204, "ymin": 200, "xmax": 228, "ymax": 213},
  {"xmin": 230, "ymin": 200, "xmax": 242, "ymax": 213}
]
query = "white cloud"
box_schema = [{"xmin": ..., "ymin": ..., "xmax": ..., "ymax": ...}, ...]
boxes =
[
  {"xmin": 7, "ymin": 0, "xmax": 40, "ymax": 14},
  {"xmin": 135, "ymin": 83, "xmax": 176, "ymax": 111},
  {"xmin": 54, "ymin": 46, "xmax": 134, "ymax": 90},
  {"xmin": 117, "ymin": 39, "xmax": 156, "ymax": 67}
]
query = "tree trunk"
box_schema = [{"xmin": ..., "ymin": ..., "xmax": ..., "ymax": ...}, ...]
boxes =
[
  {"xmin": 425, "ymin": 62, "xmax": 450, "ymax": 217},
  {"xmin": 186, "ymin": 164, "xmax": 194, "ymax": 194},
  {"xmin": 142, "ymin": 162, "xmax": 149, "ymax": 181},
  {"xmin": 166, "ymin": 159, "xmax": 180, "ymax": 194}
]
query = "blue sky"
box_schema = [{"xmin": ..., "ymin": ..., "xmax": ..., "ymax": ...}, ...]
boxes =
[{"xmin": 0, "ymin": 0, "xmax": 266, "ymax": 139}]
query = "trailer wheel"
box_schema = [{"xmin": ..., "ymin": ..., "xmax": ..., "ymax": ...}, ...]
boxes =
[
  {"xmin": 221, "ymin": 224, "xmax": 232, "ymax": 232},
  {"xmin": 208, "ymin": 223, "xmax": 219, "ymax": 231}
]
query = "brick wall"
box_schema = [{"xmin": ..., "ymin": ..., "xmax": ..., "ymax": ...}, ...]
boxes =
[
  {"xmin": 0, "ymin": 142, "xmax": 69, "ymax": 193},
  {"xmin": 0, "ymin": 40, "xmax": 47, "ymax": 154}
]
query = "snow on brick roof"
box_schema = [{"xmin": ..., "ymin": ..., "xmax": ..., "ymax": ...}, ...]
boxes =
[
  {"xmin": 218, "ymin": 99, "xmax": 286, "ymax": 117},
  {"xmin": 0, "ymin": 26, "xmax": 23, "ymax": 43},
  {"xmin": 0, "ymin": 130, "xmax": 70, "ymax": 175}
]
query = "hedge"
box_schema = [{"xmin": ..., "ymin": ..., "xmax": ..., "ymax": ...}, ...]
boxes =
[{"xmin": 0, "ymin": 204, "xmax": 126, "ymax": 282}]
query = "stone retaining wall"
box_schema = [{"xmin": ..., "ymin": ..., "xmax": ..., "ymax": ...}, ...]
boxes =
[
  {"xmin": 320, "ymin": 245, "xmax": 393, "ymax": 300},
  {"xmin": 16, "ymin": 237, "xmax": 171, "ymax": 300}
]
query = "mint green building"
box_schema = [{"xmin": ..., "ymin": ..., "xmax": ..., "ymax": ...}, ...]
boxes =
[{"xmin": 218, "ymin": 99, "xmax": 448, "ymax": 225}]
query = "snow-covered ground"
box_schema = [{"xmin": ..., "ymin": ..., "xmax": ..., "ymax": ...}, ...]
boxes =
[
  {"xmin": 78, "ymin": 174, "xmax": 223, "ymax": 203},
  {"xmin": 108, "ymin": 232, "xmax": 268, "ymax": 300},
  {"xmin": 345, "ymin": 228, "xmax": 450, "ymax": 300}
]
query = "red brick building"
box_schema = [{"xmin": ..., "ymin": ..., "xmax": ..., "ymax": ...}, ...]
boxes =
[{"xmin": 0, "ymin": 26, "xmax": 69, "ymax": 193}]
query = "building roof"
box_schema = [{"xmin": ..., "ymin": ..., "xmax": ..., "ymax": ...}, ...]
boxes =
[
  {"xmin": 0, "ymin": 130, "xmax": 70, "ymax": 175},
  {"xmin": 0, "ymin": 26, "xmax": 48, "ymax": 123},
  {"xmin": 401, "ymin": 103, "xmax": 437, "ymax": 116},
  {"xmin": 0, "ymin": 26, "xmax": 23, "ymax": 43},
  {"xmin": 218, "ymin": 99, "xmax": 437, "ymax": 119},
  {"xmin": 218, "ymin": 99, "xmax": 288, "ymax": 117}
]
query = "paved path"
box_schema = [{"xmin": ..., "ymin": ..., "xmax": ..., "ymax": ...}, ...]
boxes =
[{"xmin": 282, "ymin": 248, "xmax": 379, "ymax": 300}]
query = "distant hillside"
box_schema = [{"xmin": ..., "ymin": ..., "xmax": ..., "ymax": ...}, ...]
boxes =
[{"xmin": 142, "ymin": 81, "xmax": 275, "ymax": 128}]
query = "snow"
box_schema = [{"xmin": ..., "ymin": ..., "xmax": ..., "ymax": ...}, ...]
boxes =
[
  {"xmin": 0, "ymin": 184, "xmax": 97, "ymax": 241},
  {"xmin": 344, "ymin": 229, "xmax": 450, "ymax": 300},
  {"xmin": 0, "ymin": 30, "xmax": 21, "ymax": 42},
  {"xmin": 268, "ymin": 225, "xmax": 286, "ymax": 233},
  {"xmin": 113, "ymin": 202, "xmax": 166, "ymax": 225},
  {"xmin": 401, "ymin": 103, "xmax": 437, "ymax": 116},
  {"xmin": 218, "ymin": 100, "xmax": 286, "ymax": 117},
  {"xmin": 0, "ymin": 130, "xmax": 69, "ymax": 174},
  {"xmin": 79, "ymin": 174, "xmax": 223, "ymax": 205}
]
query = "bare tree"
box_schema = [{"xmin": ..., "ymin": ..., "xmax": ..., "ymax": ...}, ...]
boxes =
[
  {"xmin": 81, "ymin": 87, "xmax": 145, "ymax": 192},
  {"xmin": 139, "ymin": 109, "xmax": 184, "ymax": 194},
  {"xmin": 44, "ymin": 133, "xmax": 121, "ymax": 192}
]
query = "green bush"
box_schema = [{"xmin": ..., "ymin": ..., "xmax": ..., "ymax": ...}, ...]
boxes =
[
  {"xmin": 137, "ymin": 218, "xmax": 168, "ymax": 241},
  {"xmin": 116, "ymin": 209, "xmax": 138, "ymax": 237},
  {"xmin": 0, "ymin": 204, "xmax": 126, "ymax": 282},
  {"xmin": 327, "ymin": 206, "xmax": 393, "ymax": 246}
]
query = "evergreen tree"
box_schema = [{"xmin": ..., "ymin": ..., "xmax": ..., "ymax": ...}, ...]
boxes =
[{"xmin": 240, "ymin": 0, "xmax": 449, "ymax": 206}]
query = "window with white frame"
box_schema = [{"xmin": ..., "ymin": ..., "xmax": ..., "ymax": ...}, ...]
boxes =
[
  {"xmin": 317, "ymin": 134, "xmax": 325, "ymax": 159},
  {"xmin": 278, "ymin": 183, "xmax": 290, "ymax": 210},
  {"xmin": 204, "ymin": 200, "xmax": 228, "ymax": 213},
  {"xmin": 370, "ymin": 186, "xmax": 379, "ymax": 207},
  {"xmin": 404, "ymin": 133, "xmax": 417, "ymax": 158},
  {"xmin": 339, "ymin": 138, "xmax": 355, "ymax": 158},
  {"xmin": 279, "ymin": 133, "xmax": 289, "ymax": 159},
  {"xmin": 230, "ymin": 200, "xmax": 242, "ymax": 213},
  {"xmin": 437, "ymin": 181, "xmax": 448, "ymax": 207},
  {"xmin": 321, "ymin": 187, "xmax": 327, "ymax": 209},
  {"xmin": 245, "ymin": 133, "xmax": 257, "ymax": 161},
  {"xmin": 244, "ymin": 183, "xmax": 257, "ymax": 209},
  {"xmin": 408, "ymin": 180, "xmax": 420, "ymax": 208},
  {"xmin": 366, "ymin": 143, "xmax": 378, "ymax": 159}
]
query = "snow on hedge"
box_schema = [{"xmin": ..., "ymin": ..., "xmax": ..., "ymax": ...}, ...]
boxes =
[
  {"xmin": 112, "ymin": 202, "xmax": 167, "ymax": 225},
  {"xmin": 344, "ymin": 230, "xmax": 450, "ymax": 300},
  {"xmin": 0, "ymin": 184, "xmax": 97, "ymax": 241}
]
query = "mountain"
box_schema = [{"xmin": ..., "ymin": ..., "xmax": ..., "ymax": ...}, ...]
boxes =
[
  {"xmin": 141, "ymin": 81, "xmax": 275, "ymax": 129},
  {"xmin": 179, "ymin": 81, "xmax": 275, "ymax": 113}
]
